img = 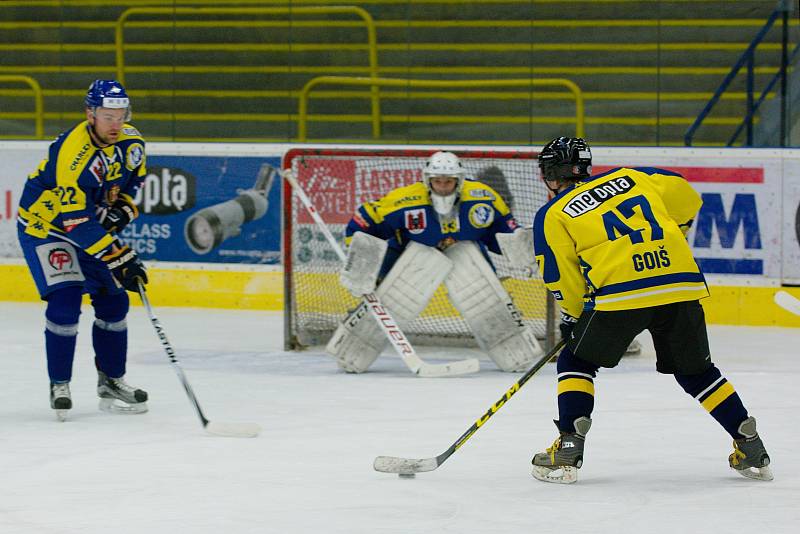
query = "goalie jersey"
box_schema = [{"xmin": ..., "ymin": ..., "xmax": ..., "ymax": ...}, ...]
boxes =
[
  {"xmin": 345, "ymin": 179, "xmax": 518, "ymax": 266},
  {"xmin": 533, "ymin": 166, "xmax": 709, "ymax": 319},
  {"xmin": 17, "ymin": 121, "xmax": 146, "ymax": 257}
]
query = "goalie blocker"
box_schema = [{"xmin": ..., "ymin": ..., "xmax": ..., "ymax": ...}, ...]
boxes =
[{"xmin": 327, "ymin": 239, "xmax": 542, "ymax": 373}]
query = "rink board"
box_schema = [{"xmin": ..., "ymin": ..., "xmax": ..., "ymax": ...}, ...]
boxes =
[{"xmin": 1, "ymin": 261, "xmax": 798, "ymax": 327}]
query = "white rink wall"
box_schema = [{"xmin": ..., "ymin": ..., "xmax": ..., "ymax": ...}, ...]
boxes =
[{"xmin": 1, "ymin": 142, "xmax": 799, "ymax": 327}]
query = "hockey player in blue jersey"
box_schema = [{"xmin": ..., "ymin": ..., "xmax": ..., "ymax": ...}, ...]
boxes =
[
  {"xmin": 529, "ymin": 137, "xmax": 772, "ymax": 483},
  {"xmin": 327, "ymin": 151, "xmax": 543, "ymax": 373},
  {"xmin": 17, "ymin": 80, "xmax": 149, "ymax": 420}
]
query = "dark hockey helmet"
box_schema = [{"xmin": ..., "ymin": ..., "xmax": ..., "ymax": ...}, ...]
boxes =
[
  {"xmin": 85, "ymin": 79, "xmax": 131, "ymax": 120},
  {"xmin": 538, "ymin": 136, "xmax": 592, "ymax": 183}
]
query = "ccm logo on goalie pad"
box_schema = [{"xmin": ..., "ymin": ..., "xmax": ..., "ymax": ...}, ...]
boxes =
[
  {"xmin": 507, "ymin": 302, "xmax": 525, "ymax": 328},
  {"xmin": 345, "ymin": 302, "xmax": 370, "ymax": 327}
]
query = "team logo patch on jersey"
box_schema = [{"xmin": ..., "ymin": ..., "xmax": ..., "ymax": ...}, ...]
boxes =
[
  {"xmin": 123, "ymin": 127, "xmax": 141, "ymax": 137},
  {"xmin": 105, "ymin": 184, "xmax": 121, "ymax": 205},
  {"xmin": 405, "ymin": 208, "xmax": 427, "ymax": 234},
  {"xmin": 35, "ymin": 242, "xmax": 85, "ymax": 285},
  {"xmin": 126, "ymin": 143, "xmax": 144, "ymax": 170},
  {"xmin": 89, "ymin": 156, "xmax": 105, "ymax": 184},
  {"xmin": 468, "ymin": 203, "xmax": 494, "ymax": 228}
]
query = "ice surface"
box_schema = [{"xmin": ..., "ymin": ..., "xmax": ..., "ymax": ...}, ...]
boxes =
[{"xmin": 0, "ymin": 301, "xmax": 798, "ymax": 534}]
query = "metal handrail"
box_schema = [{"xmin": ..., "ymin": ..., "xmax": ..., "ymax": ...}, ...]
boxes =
[
  {"xmin": 115, "ymin": 6, "xmax": 381, "ymax": 137},
  {"xmin": 726, "ymin": 42, "xmax": 800, "ymax": 146},
  {"xmin": 0, "ymin": 75, "xmax": 43, "ymax": 138},
  {"xmin": 297, "ymin": 76, "xmax": 584, "ymax": 142},
  {"xmin": 685, "ymin": 3, "xmax": 794, "ymax": 146}
]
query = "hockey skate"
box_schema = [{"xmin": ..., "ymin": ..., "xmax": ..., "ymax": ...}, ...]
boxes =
[
  {"xmin": 531, "ymin": 416, "xmax": 591, "ymax": 484},
  {"xmin": 50, "ymin": 382, "xmax": 72, "ymax": 422},
  {"xmin": 729, "ymin": 416, "xmax": 773, "ymax": 481},
  {"xmin": 97, "ymin": 371, "xmax": 148, "ymax": 414}
]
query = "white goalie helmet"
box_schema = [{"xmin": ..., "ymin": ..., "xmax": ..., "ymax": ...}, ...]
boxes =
[{"xmin": 423, "ymin": 151, "xmax": 465, "ymax": 215}]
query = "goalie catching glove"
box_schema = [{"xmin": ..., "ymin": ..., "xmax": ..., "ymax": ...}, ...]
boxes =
[
  {"xmin": 102, "ymin": 242, "xmax": 148, "ymax": 292},
  {"xmin": 340, "ymin": 231, "xmax": 388, "ymax": 297}
]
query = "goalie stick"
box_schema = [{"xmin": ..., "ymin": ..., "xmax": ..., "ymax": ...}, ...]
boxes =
[
  {"xmin": 138, "ymin": 283, "xmax": 261, "ymax": 438},
  {"xmin": 283, "ymin": 168, "xmax": 479, "ymax": 378},
  {"xmin": 775, "ymin": 290, "xmax": 800, "ymax": 316},
  {"xmin": 374, "ymin": 338, "xmax": 567, "ymax": 475}
]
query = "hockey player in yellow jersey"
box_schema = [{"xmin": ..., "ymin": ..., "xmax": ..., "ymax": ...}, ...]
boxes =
[
  {"xmin": 530, "ymin": 137, "xmax": 772, "ymax": 483},
  {"xmin": 17, "ymin": 80, "xmax": 149, "ymax": 420}
]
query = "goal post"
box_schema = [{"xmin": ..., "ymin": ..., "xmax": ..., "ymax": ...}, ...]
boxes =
[{"xmin": 282, "ymin": 146, "xmax": 557, "ymax": 352}]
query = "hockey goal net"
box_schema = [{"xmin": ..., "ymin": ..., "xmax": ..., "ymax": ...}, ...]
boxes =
[{"xmin": 282, "ymin": 147, "xmax": 556, "ymax": 350}]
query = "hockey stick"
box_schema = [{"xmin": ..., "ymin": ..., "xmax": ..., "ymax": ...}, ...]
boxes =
[
  {"xmin": 283, "ymin": 169, "xmax": 479, "ymax": 377},
  {"xmin": 374, "ymin": 337, "xmax": 566, "ymax": 475},
  {"xmin": 775, "ymin": 290, "xmax": 800, "ymax": 316},
  {"xmin": 138, "ymin": 282, "xmax": 261, "ymax": 438}
]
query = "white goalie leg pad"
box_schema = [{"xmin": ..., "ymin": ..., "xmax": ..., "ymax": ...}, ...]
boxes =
[
  {"xmin": 326, "ymin": 241, "xmax": 453, "ymax": 372},
  {"xmin": 340, "ymin": 231, "xmax": 388, "ymax": 297},
  {"xmin": 443, "ymin": 241, "xmax": 543, "ymax": 372},
  {"xmin": 375, "ymin": 241, "xmax": 453, "ymax": 325},
  {"xmin": 326, "ymin": 301, "xmax": 386, "ymax": 373}
]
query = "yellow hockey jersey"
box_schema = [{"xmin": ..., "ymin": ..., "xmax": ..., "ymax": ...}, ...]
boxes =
[
  {"xmin": 532, "ymin": 166, "xmax": 709, "ymax": 318},
  {"xmin": 18, "ymin": 121, "xmax": 146, "ymax": 256}
]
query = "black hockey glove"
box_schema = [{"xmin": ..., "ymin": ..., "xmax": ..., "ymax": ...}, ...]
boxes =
[
  {"xmin": 99, "ymin": 197, "xmax": 138, "ymax": 233},
  {"xmin": 102, "ymin": 243, "xmax": 148, "ymax": 292},
  {"xmin": 559, "ymin": 312, "xmax": 579, "ymax": 342}
]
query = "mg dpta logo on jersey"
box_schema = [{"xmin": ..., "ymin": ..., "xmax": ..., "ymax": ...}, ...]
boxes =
[
  {"xmin": 48, "ymin": 248, "xmax": 73, "ymax": 270},
  {"xmin": 133, "ymin": 167, "xmax": 196, "ymax": 215},
  {"xmin": 405, "ymin": 208, "xmax": 427, "ymax": 234},
  {"xmin": 468, "ymin": 203, "xmax": 494, "ymax": 228},
  {"xmin": 563, "ymin": 177, "xmax": 636, "ymax": 217}
]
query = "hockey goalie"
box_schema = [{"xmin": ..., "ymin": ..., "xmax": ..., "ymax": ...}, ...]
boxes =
[{"xmin": 326, "ymin": 151, "xmax": 543, "ymax": 373}]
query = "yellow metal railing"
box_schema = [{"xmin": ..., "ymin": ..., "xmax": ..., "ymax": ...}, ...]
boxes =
[
  {"xmin": 116, "ymin": 6, "xmax": 381, "ymax": 137},
  {"xmin": 0, "ymin": 75, "xmax": 43, "ymax": 139},
  {"xmin": 297, "ymin": 76, "xmax": 584, "ymax": 142}
]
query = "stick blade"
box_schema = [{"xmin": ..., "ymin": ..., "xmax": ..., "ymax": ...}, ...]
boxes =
[
  {"xmin": 204, "ymin": 421, "xmax": 261, "ymax": 438},
  {"xmin": 373, "ymin": 455, "xmax": 439, "ymax": 474},
  {"xmin": 775, "ymin": 290, "xmax": 800, "ymax": 316},
  {"xmin": 417, "ymin": 357, "xmax": 480, "ymax": 378}
]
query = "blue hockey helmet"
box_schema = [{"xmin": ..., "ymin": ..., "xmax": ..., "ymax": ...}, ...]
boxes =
[
  {"xmin": 85, "ymin": 79, "xmax": 131, "ymax": 119},
  {"xmin": 538, "ymin": 136, "xmax": 592, "ymax": 183}
]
